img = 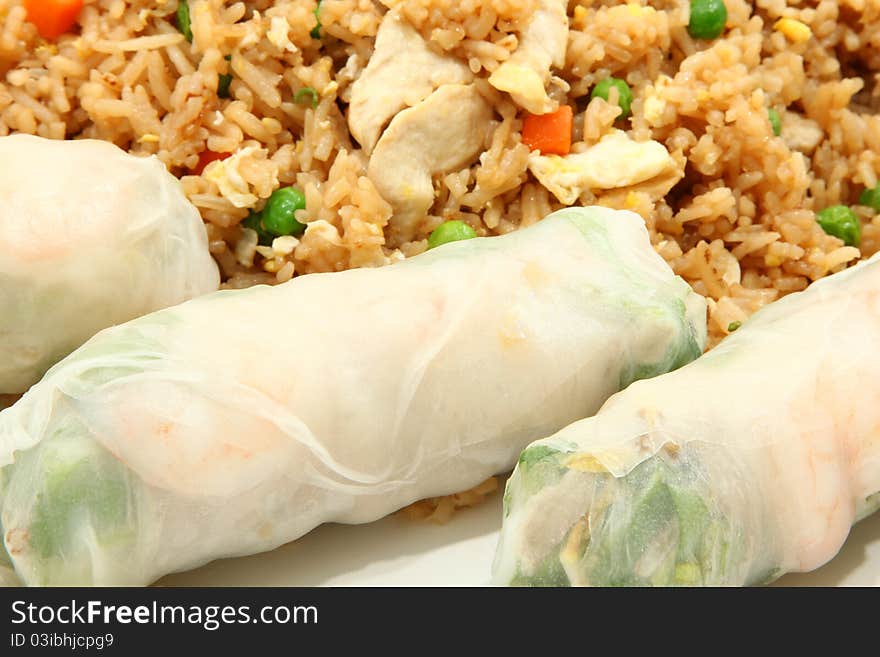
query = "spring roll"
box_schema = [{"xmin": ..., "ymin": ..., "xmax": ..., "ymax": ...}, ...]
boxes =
[
  {"xmin": 0, "ymin": 206, "xmax": 705, "ymax": 586},
  {"xmin": 0, "ymin": 134, "xmax": 220, "ymax": 394},
  {"xmin": 493, "ymin": 253, "xmax": 880, "ymax": 586}
]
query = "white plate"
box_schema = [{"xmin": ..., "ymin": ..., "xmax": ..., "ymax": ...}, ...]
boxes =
[{"xmin": 160, "ymin": 485, "xmax": 880, "ymax": 587}]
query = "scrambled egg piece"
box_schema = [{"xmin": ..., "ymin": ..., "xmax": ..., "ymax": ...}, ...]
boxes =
[
  {"xmin": 643, "ymin": 74, "xmax": 673, "ymax": 126},
  {"xmin": 205, "ymin": 146, "xmax": 276, "ymax": 208},
  {"xmin": 272, "ymin": 235, "xmax": 299, "ymax": 256},
  {"xmin": 565, "ymin": 453, "xmax": 607, "ymax": 473},
  {"xmin": 528, "ymin": 130, "xmax": 676, "ymax": 204},
  {"xmin": 489, "ymin": 64, "xmax": 552, "ymax": 115},
  {"xmin": 267, "ymin": 16, "xmax": 298, "ymax": 53},
  {"xmin": 611, "ymin": 2, "xmax": 656, "ymax": 18},
  {"xmin": 488, "ymin": 0, "xmax": 568, "ymax": 114},
  {"xmin": 573, "ymin": 3, "xmax": 654, "ymax": 30}
]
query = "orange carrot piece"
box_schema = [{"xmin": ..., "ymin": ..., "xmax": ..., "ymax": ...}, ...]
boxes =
[
  {"xmin": 23, "ymin": 0, "xmax": 84, "ymax": 41},
  {"xmin": 192, "ymin": 150, "xmax": 231, "ymax": 176},
  {"xmin": 521, "ymin": 105, "xmax": 574, "ymax": 156}
]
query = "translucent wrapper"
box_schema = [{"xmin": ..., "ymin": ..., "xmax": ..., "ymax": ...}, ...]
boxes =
[
  {"xmin": 0, "ymin": 135, "xmax": 220, "ymax": 393},
  {"xmin": 0, "ymin": 207, "xmax": 705, "ymax": 586},
  {"xmin": 493, "ymin": 253, "xmax": 880, "ymax": 586}
]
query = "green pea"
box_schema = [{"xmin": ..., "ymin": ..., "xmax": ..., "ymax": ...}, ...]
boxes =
[
  {"xmin": 859, "ymin": 187, "xmax": 880, "ymax": 211},
  {"xmin": 261, "ymin": 187, "xmax": 307, "ymax": 237},
  {"xmin": 176, "ymin": 0, "xmax": 193, "ymax": 43},
  {"xmin": 688, "ymin": 0, "xmax": 727, "ymax": 40},
  {"xmin": 427, "ymin": 221, "xmax": 478, "ymax": 250},
  {"xmin": 768, "ymin": 108, "xmax": 781, "ymax": 136},
  {"xmin": 727, "ymin": 321, "xmax": 742, "ymax": 332},
  {"xmin": 242, "ymin": 211, "xmax": 273, "ymax": 246},
  {"xmin": 311, "ymin": 1, "xmax": 322, "ymax": 39},
  {"xmin": 816, "ymin": 205, "xmax": 861, "ymax": 247},
  {"xmin": 590, "ymin": 78, "xmax": 633, "ymax": 118}
]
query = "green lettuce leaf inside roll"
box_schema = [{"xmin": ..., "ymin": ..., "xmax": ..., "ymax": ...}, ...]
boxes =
[
  {"xmin": 498, "ymin": 442, "xmax": 750, "ymax": 586},
  {"xmin": 1, "ymin": 419, "xmax": 137, "ymax": 585}
]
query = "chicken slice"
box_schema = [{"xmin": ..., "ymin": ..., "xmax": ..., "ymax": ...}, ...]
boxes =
[
  {"xmin": 528, "ymin": 130, "xmax": 677, "ymax": 205},
  {"xmin": 348, "ymin": 10, "xmax": 473, "ymax": 154},
  {"xmin": 488, "ymin": 0, "xmax": 568, "ymax": 115},
  {"xmin": 368, "ymin": 84, "xmax": 493, "ymax": 244}
]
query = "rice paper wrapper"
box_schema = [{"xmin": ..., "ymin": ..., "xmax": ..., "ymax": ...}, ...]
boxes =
[
  {"xmin": 0, "ymin": 135, "xmax": 220, "ymax": 393},
  {"xmin": 493, "ymin": 253, "xmax": 880, "ymax": 586},
  {"xmin": 0, "ymin": 206, "xmax": 705, "ymax": 585}
]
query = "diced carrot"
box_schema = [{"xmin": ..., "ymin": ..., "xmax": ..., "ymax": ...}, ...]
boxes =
[
  {"xmin": 192, "ymin": 150, "xmax": 231, "ymax": 176},
  {"xmin": 23, "ymin": 0, "xmax": 84, "ymax": 41},
  {"xmin": 521, "ymin": 105, "xmax": 574, "ymax": 156}
]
